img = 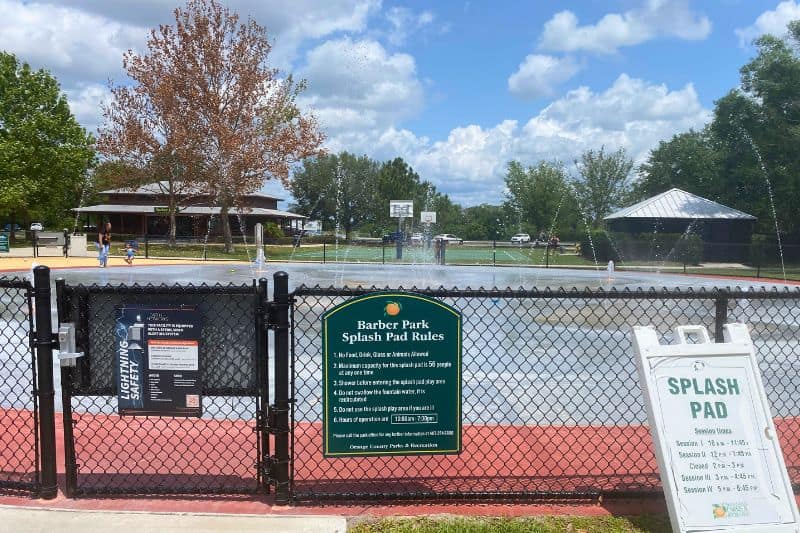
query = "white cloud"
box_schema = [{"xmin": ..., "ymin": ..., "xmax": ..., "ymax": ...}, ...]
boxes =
[
  {"xmin": 335, "ymin": 74, "xmax": 710, "ymax": 206},
  {"xmin": 0, "ymin": 0, "xmax": 146, "ymax": 82},
  {"xmin": 43, "ymin": 0, "xmax": 381, "ymax": 68},
  {"xmin": 385, "ymin": 6, "xmax": 436, "ymax": 46},
  {"xmin": 300, "ymin": 37, "xmax": 424, "ymax": 135},
  {"xmin": 539, "ymin": 0, "xmax": 711, "ymax": 54},
  {"xmin": 508, "ymin": 54, "xmax": 581, "ymax": 100},
  {"xmin": 0, "ymin": 0, "xmax": 384, "ymax": 136},
  {"xmin": 64, "ymin": 83, "xmax": 113, "ymax": 136},
  {"xmin": 735, "ymin": 0, "xmax": 800, "ymax": 47}
]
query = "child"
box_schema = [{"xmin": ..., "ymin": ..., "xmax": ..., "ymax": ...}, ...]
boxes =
[{"xmin": 125, "ymin": 242, "xmax": 136, "ymax": 265}]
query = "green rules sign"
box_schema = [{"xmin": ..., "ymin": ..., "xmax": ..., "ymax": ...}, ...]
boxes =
[{"xmin": 322, "ymin": 292, "xmax": 462, "ymax": 457}]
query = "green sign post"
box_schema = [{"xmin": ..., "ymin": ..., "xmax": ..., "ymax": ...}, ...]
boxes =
[{"xmin": 322, "ymin": 292, "xmax": 462, "ymax": 457}]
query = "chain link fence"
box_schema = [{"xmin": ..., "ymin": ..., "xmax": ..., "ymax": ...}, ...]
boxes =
[
  {"xmin": 57, "ymin": 281, "xmax": 269, "ymax": 496},
  {"xmin": 0, "ymin": 277, "xmax": 40, "ymax": 495},
  {"xmin": 289, "ymin": 286, "xmax": 800, "ymax": 501}
]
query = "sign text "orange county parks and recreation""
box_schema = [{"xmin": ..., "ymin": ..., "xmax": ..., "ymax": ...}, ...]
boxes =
[{"xmin": 322, "ymin": 292, "xmax": 462, "ymax": 457}]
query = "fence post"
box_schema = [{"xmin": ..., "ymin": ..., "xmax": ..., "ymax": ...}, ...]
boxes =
[
  {"xmin": 56, "ymin": 278, "xmax": 78, "ymax": 498},
  {"xmin": 33, "ymin": 266, "xmax": 57, "ymax": 498},
  {"xmin": 756, "ymin": 241, "xmax": 762, "ymax": 278},
  {"xmin": 272, "ymin": 271, "xmax": 291, "ymax": 504},
  {"xmin": 257, "ymin": 278, "xmax": 270, "ymax": 493},
  {"xmin": 714, "ymin": 294, "xmax": 728, "ymax": 343}
]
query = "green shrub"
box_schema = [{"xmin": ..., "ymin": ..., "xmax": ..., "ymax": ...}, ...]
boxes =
[
  {"xmin": 263, "ymin": 222, "xmax": 284, "ymax": 239},
  {"xmin": 580, "ymin": 230, "xmax": 620, "ymax": 262},
  {"xmin": 673, "ymin": 234, "xmax": 703, "ymax": 265},
  {"xmin": 609, "ymin": 231, "xmax": 704, "ymax": 264}
]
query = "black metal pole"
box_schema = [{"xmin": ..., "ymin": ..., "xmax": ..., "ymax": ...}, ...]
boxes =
[
  {"xmin": 33, "ymin": 266, "xmax": 57, "ymax": 498},
  {"xmin": 323, "ymin": 242, "xmax": 326, "ymax": 264},
  {"xmin": 33, "ymin": 231, "xmax": 38, "ymax": 258},
  {"xmin": 493, "ymin": 240, "xmax": 496, "ymax": 267},
  {"xmin": 756, "ymin": 242, "xmax": 761, "ymax": 278},
  {"xmin": 714, "ymin": 295, "xmax": 728, "ymax": 343},
  {"xmin": 55, "ymin": 278, "xmax": 77, "ymax": 498},
  {"xmin": 440, "ymin": 240, "xmax": 446, "ymax": 265},
  {"xmin": 145, "ymin": 234, "xmax": 149, "ymax": 259},
  {"xmin": 257, "ymin": 278, "xmax": 270, "ymax": 493},
  {"xmin": 545, "ymin": 245, "xmax": 550, "ymax": 268},
  {"xmin": 272, "ymin": 271, "xmax": 290, "ymax": 504}
]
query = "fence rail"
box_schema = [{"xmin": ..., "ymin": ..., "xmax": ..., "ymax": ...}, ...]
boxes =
[{"xmin": 289, "ymin": 285, "xmax": 800, "ymax": 501}]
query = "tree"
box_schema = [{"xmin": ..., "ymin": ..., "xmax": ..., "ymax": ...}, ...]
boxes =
[
  {"xmin": 461, "ymin": 204, "xmax": 508, "ymax": 240},
  {"xmin": 634, "ymin": 129, "xmax": 723, "ymax": 203},
  {"xmin": 0, "ymin": 51, "xmax": 95, "ymax": 238},
  {"xmin": 709, "ymin": 22, "xmax": 800, "ymax": 236},
  {"xmin": 99, "ymin": 0, "xmax": 324, "ymax": 252},
  {"xmin": 374, "ymin": 158, "xmax": 425, "ymax": 231},
  {"xmin": 290, "ymin": 152, "xmax": 378, "ymax": 239},
  {"xmin": 572, "ymin": 147, "xmax": 633, "ymax": 227},
  {"xmin": 503, "ymin": 160, "xmax": 577, "ymax": 237}
]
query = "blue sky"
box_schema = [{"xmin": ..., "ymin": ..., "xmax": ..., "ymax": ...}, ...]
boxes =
[{"xmin": 1, "ymin": 0, "xmax": 798, "ymax": 207}]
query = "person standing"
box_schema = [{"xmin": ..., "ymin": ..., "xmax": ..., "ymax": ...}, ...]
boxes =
[{"xmin": 98, "ymin": 222, "xmax": 111, "ymax": 268}]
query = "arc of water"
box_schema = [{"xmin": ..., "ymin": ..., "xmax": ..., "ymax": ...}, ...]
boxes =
[
  {"xmin": 734, "ymin": 123, "xmax": 786, "ymax": 281},
  {"xmin": 73, "ymin": 169, "xmax": 95, "ymax": 234}
]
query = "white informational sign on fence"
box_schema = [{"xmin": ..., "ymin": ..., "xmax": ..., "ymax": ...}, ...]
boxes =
[
  {"xmin": 420, "ymin": 211, "xmax": 436, "ymax": 224},
  {"xmin": 632, "ymin": 323, "xmax": 800, "ymax": 533},
  {"xmin": 389, "ymin": 200, "xmax": 413, "ymax": 218}
]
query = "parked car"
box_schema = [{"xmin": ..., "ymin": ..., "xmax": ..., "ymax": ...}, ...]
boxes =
[
  {"xmin": 510, "ymin": 233, "xmax": 531, "ymax": 244},
  {"xmin": 433, "ymin": 234, "xmax": 463, "ymax": 244},
  {"xmin": 410, "ymin": 232, "xmax": 424, "ymax": 245},
  {"xmin": 3, "ymin": 223, "xmax": 21, "ymax": 232},
  {"xmin": 382, "ymin": 231, "xmax": 406, "ymax": 243},
  {"xmin": 29, "ymin": 222, "xmax": 43, "ymax": 231}
]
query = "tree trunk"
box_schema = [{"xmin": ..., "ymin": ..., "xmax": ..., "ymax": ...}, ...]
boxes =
[
  {"xmin": 168, "ymin": 208, "xmax": 177, "ymax": 247},
  {"xmin": 9, "ymin": 210, "xmax": 15, "ymax": 244},
  {"xmin": 220, "ymin": 204, "xmax": 233, "ymax": 253}
]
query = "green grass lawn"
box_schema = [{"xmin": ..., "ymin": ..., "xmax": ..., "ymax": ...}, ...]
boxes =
[{"xmin": 349, "ymin": 515, "xmax": 671, "ymax": 533}]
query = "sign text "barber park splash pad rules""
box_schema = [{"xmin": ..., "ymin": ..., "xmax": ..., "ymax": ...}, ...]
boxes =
[
  {"xmin": 633, "ymin": 323, "xmax": 800, "ymax": 533},
  {"xmin": 322, "ymin": 292, "xmax": 462, "ymax": 457}
]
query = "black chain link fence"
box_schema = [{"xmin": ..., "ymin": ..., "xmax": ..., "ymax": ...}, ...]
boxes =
[
  {"xmin": 289, "ymin": 286, "xmax": 800, "ymax": 501},
  {"xmin": 0, "ymin": 277, "xmax": 40, "ymax": 495},
  {"xmin": 57, "ymin": 281, "xmax": 268, "ymax": 496}
]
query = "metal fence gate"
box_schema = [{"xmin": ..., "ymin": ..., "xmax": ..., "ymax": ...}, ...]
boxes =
[
  {"xmin": 56, "ymin": 280, "xmax": 271, "ymax": 496},
  {"xmin": 0, "ymin": 269, "xmax": 57, "ymax": 498},
  {"xmin": 289, "ymin": 286, "xmax": 800, "ymax": 502}
]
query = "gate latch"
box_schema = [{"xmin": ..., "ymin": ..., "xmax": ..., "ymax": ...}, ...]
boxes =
[{"xmin": 57, "ymin": 323, "xmax": 84, "ymax": 367}]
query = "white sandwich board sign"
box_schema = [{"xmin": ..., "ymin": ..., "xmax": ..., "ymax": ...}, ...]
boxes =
[
  {"xmin": 632, "ymin": 323, "xmax": 800, "ymax": 533},
  {"xmin": 389, "ymin": 200, "xmax": 413, "ymax": 218}
]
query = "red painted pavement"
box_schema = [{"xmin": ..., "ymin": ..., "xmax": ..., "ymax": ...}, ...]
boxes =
[{"xmin": 0, "ymin": 408, "xmax": 798, "ymax": 517}]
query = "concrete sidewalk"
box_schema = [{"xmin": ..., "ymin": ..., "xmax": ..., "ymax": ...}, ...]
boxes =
[{"xmin": 0, "ymin": 505, "xmax": 347, "ymax": 533}]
